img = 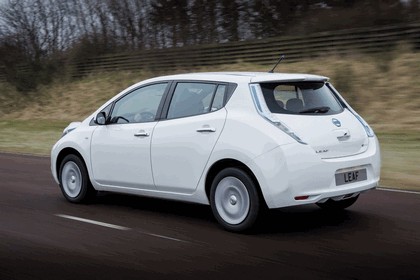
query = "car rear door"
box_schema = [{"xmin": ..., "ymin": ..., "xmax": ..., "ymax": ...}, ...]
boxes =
[{"xmin": 151, "ymin": 82, "xmax": 228, "ymax": 193}]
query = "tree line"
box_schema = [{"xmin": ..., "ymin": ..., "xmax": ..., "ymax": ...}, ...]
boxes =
[{"xmin": 0, "ymin": 0, "xmax": 419, "ymax": 91}]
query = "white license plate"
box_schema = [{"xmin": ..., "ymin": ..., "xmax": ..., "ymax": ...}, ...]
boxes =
[{"xmin": 335, "ymin": 168, "xmax": 367, "ymax": 186}]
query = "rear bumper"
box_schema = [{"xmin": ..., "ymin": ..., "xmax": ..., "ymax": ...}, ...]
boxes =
[{"xmin": 249, "ymin": 136, "xmax": 381, "ymax": 209}]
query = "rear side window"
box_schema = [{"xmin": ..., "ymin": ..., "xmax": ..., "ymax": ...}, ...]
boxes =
[
  {"xmin": 167, "ymin": 82, "xmax": 226, "ymax": 119},
  {"xmin": 259, "ymin": 82, "xmax": 343, "ymax": 115},
  {"xmin": 211, "ymin": 85, "xmax": 226, "ymax": 111}
]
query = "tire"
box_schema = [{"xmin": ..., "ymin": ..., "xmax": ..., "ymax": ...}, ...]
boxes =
[
  {"xmin": 210, "ymin": 167, "xmax": 261, "ymax": 232},
  {"xmin": 59, "ymin": 154, "xmax": 96, "ymax": 203},
  {"xmin": 316, "ymin": 195, "xmax": 359, "ymax": 210}
]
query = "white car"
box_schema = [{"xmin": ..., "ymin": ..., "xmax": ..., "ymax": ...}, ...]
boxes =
[{"xmin": 51, "ymin": 72, "xmax": 381, "ymax": 231}]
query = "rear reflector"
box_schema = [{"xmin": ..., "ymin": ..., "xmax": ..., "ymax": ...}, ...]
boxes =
[{"xmin": 295, "ymin": 195, "xmax": 309, "ymax": 200}]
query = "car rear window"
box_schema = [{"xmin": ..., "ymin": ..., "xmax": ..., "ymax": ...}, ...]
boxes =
[{"xmin": 259, "ymin": 82, "xmax": 343, "ymax": 115}]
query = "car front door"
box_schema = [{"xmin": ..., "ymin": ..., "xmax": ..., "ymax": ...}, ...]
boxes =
[
  {"xmin": 151, "ymin": 82, "xmax": 228, "ymax": 193},
  {"xmin": 90, "ymin": 82, "xmax": 169, "ymax": 190}
]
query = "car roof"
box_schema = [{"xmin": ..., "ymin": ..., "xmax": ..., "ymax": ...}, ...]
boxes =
[{"xmin": 146, "ymin": 72, "xmax": 329, "ymax": 84}]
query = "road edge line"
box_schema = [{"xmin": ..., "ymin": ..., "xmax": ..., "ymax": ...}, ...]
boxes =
[{"xmin": 377, "ymin": 187, "xmax": 420, "ymax": 195}]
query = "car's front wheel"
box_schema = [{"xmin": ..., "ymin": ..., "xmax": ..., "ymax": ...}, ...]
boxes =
[
  {"xmin": 59, "ymin": 154, "xmax": 96, "ymax": 203},
  {"xmin": 210, "ymin": 167, "xmax": 261, "ymax": 232},
  {"xmin": 316, "ymin": 195, "xmax": 359, "ymax": 210}
]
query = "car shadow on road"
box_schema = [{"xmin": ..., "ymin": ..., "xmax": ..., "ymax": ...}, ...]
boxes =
[
  {"xmin": 88, "ymin": 192, "xmax": 366, "ymax": 235},
  {"xmin": 92, "ymin": 192, "xmax": 215, "ymax": 222},
  {"xmin": 255, "ymin": 206, "xmax": 365, "ymax": 235}
]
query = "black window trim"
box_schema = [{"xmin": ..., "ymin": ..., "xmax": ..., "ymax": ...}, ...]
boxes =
[
  {"xmin": 326, "ymin": 82, "xmax": 348, "ymax": 109},
  {"xmin": 90, "ymin": 81, "xmax": 173, "ymax": 126},
  {"xmin": 259, "ymin": 81, "xmax": 344, "ymax": 115},
  {"xmin": 160, "ymin": 79, "xmax": 237, "ymax": 121},
  {"xmin": 90, "ymin": 79, "xmax": 237, "ymax": 125}
]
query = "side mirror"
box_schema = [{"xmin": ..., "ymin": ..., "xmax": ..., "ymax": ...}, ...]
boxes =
[{"xmin": 95, "ymin": 112, "xmax": 107, "ymax": 125}]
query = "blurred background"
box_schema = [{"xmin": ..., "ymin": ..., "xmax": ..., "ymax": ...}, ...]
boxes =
[{"xmin": 0, "ymin": 0, "xmax": 419, "ymax": 190}]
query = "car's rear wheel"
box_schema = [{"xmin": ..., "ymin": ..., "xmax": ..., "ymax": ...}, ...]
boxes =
[
  {"xmin": 316, "ymin": 195, "xmax": 359, "ymax": 210},
  {"xmin": 59, "ymin": 154, "xmax": 96, "ymax": 203},
  {"xmin": 210, "ymin": 167, "xmax": 260, "ymax": 232}
]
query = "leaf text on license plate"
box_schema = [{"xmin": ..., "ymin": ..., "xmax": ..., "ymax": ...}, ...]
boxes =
[{"xmin": 335, "ymin": 168, "xmax": 367, "ymax": 186}]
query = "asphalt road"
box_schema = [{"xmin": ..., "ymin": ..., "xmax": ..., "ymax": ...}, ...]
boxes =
[{"xmin": 0, "ymin": 153, "xmax": 419, "ymax": 280}]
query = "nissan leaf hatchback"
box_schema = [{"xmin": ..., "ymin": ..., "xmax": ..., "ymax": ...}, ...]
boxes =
[{"xmin": 51, "ymin": 72, "xmax": 381, "ymax": 232}]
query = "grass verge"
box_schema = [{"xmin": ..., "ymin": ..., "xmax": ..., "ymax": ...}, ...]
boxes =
[
  {"xmin": 377, "ymin": 131, "xmax": 420, "ymax": 191},
  {"xmin": 0, "ymin": 120, "xmax": 67, "ymax": 155}
]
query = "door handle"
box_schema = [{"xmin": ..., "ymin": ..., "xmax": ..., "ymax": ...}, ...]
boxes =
[
  {"xmin": 196, "ymin": 127, "xmax": 216, "ymax": 133},
  {"xmin": 134, "ymin": 130, "xmax": 150, "ymax": 137}
]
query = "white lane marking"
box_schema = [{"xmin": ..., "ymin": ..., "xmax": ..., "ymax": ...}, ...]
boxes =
[
  {"xmin": 55, "ymin": 214, "xmax": 130, "ymax": 231},
  {"xmin": 377, "ymin": 187, "xmax": 420, "ymax": 195},
  {"xmin": 141, "ymin": 231, "xmax": 189, "ymax": 243},
  {"xmin": 56, "ymin": 214, "xmax": 189, "ymax": 243}
]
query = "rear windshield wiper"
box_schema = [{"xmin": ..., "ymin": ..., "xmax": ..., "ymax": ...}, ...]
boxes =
[{"xmin": 299, "ymin": 106, "xmax": 330, "ymax": 114}]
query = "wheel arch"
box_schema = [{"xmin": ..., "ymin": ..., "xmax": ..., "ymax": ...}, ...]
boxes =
[
  {"xmin": 205, "ymin": 158, "xmax": 267, "ymax": 208},
  {"xmin": 56, "ymin": 147, "xmax": 87, "ymax": 180}
]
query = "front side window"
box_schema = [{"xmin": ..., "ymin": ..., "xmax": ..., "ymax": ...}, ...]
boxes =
[
  {"xmin": 167, "ymin": 82, "xmax": 220, "ymax": 119},
  {"xmin": 110, "ymin": 83, "xmax": 168, "ymax": 124},
  {"xmin": 259, "ymin": 82, "xmax": 343, "ymax": 115}
]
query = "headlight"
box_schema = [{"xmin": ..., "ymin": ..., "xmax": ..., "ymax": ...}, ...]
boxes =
[
  {"xmin": 61, "ymin": 127, "xmax": 76, "ymax": 138},
  {"xmin": 60, "ymin": 122, "xmax": 82, "ymax": 138}
]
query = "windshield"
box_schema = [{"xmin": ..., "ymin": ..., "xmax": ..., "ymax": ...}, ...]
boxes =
[{"xmin": 259, "ymin": 82, "xmax": 343, "ymax": 115}]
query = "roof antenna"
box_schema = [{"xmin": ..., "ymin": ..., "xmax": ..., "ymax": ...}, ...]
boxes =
[{"xmin": 268, "ymin": 55, "xmax": 285, "ymax": 73}]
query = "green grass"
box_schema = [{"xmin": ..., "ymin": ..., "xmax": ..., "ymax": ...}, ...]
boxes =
[
  {"xmin": 377, "ymin": 132, "xmax": 420, "ymax": 191},
  {"xmin": 0, "ymin": 120, "xmax": 67, "ymax": 155}
]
